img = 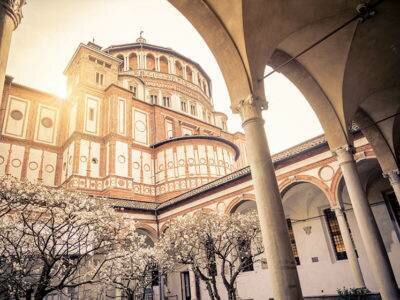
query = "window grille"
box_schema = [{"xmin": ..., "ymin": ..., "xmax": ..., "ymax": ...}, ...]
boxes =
[
  {"xmin": 324, "ymin": 208, "xmax": 347, "ymax": 260},
  {"xmin": 286, "ymin": 219, "xmax": 300, "ymax": 265}
]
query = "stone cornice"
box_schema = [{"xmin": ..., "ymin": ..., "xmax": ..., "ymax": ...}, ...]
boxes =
[{"xmin": 1, "ymin": 0, "xmax": 26, "ymax": 29}]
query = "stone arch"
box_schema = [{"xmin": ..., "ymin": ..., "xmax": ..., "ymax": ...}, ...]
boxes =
[
  {"xmin": 279, "ymin": 174, "xmax": 334, "ymax": 206},
  {"xmin": 268, "ymin": 50, "xmax": 349, "ymax": 150},
  {"xmin": 175, "ymin": 60, "xmax": 183, "ymax": 77},
  {"xmin": 225, "ymin": 193, "xmax": 256, "ymax": 214},
  {"xmin": 116, "ymin": 54, "xmax": 124, "ymax": 71},
  {"xmin": 129, "ymin": 52, "xmax": 138, "ymax": 70},
  {"xmin": 136, "ymin": 223, "xmax": 158, "ymax": 244},
  {"xmin": 146, "ymin": 53, "xmax": 156, "ymax": 71},
  {"xmin": 159, "ymin": 55, "xmax": 169, "ymax": 73}
]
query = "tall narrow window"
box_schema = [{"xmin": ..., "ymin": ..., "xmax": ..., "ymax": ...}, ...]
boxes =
[
  {"xmin": 287, "ymin": 219, "xmax": 300, "ymax": 265},
  {"xmin": 181, "ymin": 100, "xmax": 187, "ymax": 112},
  {"xmin": 95, "ymin": 72, "xmax": 104, "ymax": 85},
  {"xmin": 150, "ymin": 95, "xmax": 158, "ymax": 105},
  {"xmin": 118, "ymin": 98, "xmax": 126, "ymax": 135},
  {"xmin": 129, "ymin": 85, "xmax": 137, "ymax": 97},
  {"xmin": 384, "ymin": 190, "xmax": 400, "ymax": 239},
  {"xmin": 324, "ymin": 208, "xmax": 347, "ymax": 260},
  {"xmin": 181, "ymin": 271, "xmax": 191, "ymax": 300},
  {"xmin": 190, "ymin": 103, "xmax": 197, "ymax": 116},
  {"xmin": 163, "ymin": 96, "xmax": 171, "ymax": 108}
]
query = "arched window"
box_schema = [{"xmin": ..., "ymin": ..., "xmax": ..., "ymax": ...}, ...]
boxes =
[
  {"xmin": 116, "ymin": 54, "xmax": 124, "ymax": 72},
  {"xmin": 175, "ymin": 61, "xmax": 183, "ymax": 77},
  {"xmin": 146, "ymin": 53, "xmax": 156, "ymax": 71},
  {"xmin": 186, "ymin": 66, "xmax": 193, "ymax": 82},
  {"xmin": 129, "ymin": 53, "xmax": 138, "ymax": 70},
  {"xmin": 159, "ymin": 56, "xmax": 168, "ymax": 73}
]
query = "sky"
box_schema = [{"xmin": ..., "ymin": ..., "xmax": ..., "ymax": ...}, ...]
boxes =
[{"xmin": 6, "ymin": 0, "xmax": 323, "ymax": 154}]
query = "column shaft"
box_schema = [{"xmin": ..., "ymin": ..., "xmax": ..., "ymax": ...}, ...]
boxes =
[
  {"xmin": 237, "ymin": 97, "xmax": 303, "ymax": 299},
  {"xmin": 335, "ymin": 147, "xmax": 399, "ymax": 299},
  {"xmin": 334, "ymin": 207, "xmax": 365, "ymax": 288},
  {"xmin": 0, "ymin": 8, "xmax": 13, "ymax": 98}
]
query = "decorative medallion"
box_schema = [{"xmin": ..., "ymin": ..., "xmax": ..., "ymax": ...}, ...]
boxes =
[
  {"xmin": 318, "ymin": 165, "xmax": 334, "ymax": 182},
  {"xmin": 135, "ymin": 120, "xmax": 146, "ymax": 132},
  {"xmin": 10, "ymin": 109, "xmax": 23, "ymax": 120},
  {"xmin": 0, "ymin": 156, "xmax": 4, "ymax": 165},
  {"xmin": 80, "ymin": 156, "xmax": 87, "ymax": 163},
  {"xmin": 144, "ymin": 164, "xmax": 150, "ymax": 172},
  {"xmin": 133, "ymin": 162, "xmax": 140, "ymax": 169},
  {"xmin": 178, "ymin": 159, "xmax": 185, "ymax": 166},
  {"xmin": 91, "ymin": 158, "xmax": 98, "ymax": 164},
  {"xmin": 118, "ymin": 155, "xmax": 126, "ymax": 163},
  {"xmin": 167, "ymin": 161, "xmax": 174, "ymax": 168},
  {"xmin": 29, "ymin": 161, "xmax": 38, "ymax": 170},
  {"xmin": 11, "ymin": 159, "xmax": 21, "ymax": 168},
  {"xmin": 45, "ymin": 164, "xmax": 54, "ymax": 173},
  {"xmin": 41, "ymin": 117, "xmax": 53, "ymax": 128},
  {"xmin": 199, "ymin": 158, "xmax": 206, "ymax": 164},
  {"xmin": 188, "ymin": 158, "xmax": 194, "ymax": 165}
]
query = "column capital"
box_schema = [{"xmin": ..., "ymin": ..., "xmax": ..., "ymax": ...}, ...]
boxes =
[
  {"xmin": 332, "ymin": 145, "xmax": 355, "ymax": 164},
  {"xmin": 383, "ymin": 169, "xmax": 400, "ymax": 185},
  {"xmin": 231, "ymin": 95, "xmax": 268, "ymax": 124},
  {"xmin": 1, "ymin": 0, "xmax": 26, "ymax": 30}
]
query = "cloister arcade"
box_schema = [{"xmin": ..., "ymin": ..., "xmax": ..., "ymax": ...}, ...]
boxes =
[{"xmin": 0, "ymin": 0, "xmax": 399, "ymax": 299}]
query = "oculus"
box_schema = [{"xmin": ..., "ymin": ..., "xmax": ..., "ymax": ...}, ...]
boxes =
[
  {"xmin": 0, "ymin": 156, "xmax": 4, "ymax": 165},
  {"xmin": 45, "ymin": 164, "xmax": 54, "ymax": 173},
  {"xmin": 11, "ymin": 159, "xmax": 21, "ymax": 168},
  {"xmin": 10, "ymin": 109, "xmax": 23, "ymax": 121},
  {"xmin": 29, "ymin": 161, "xmax": 38, "ymax": 170},
  {"xmin": 91, "ymin": 157, "xmax": 98, "ymax": 164},
  {"xmin": 135, "ymin": 120, "xmax": 146, "ymax": 132},
  {"xmin": 118, "ymin": 155, "xmax": 126, "ymax": 163},
  {"xmin": 41, "ymin": 117, "xmax": 53, "ymax": 128}
]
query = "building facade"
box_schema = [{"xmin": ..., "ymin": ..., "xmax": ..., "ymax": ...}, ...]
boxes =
[{"xmin": 1, "ymin": 37, "xmax": 399, "ymax": 299}]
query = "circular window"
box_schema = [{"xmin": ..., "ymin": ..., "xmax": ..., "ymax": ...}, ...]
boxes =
[
  {"xmin": 10, "ymin": 110, "xmax": 23, "ymax": 120},
  {"xmin": 29, "ymin": 162, "xmax": 38, "ymax": 170},
  {"xmin": 144, "ymin": 164, "xmax": 150, "ymax": 172},
  {"xmin": 133, "ymin": 162, "xmax": 140, "ymax": 169},
  {"xmin": 118, "ymin": 155, "xmax": 126, "ymax": 163},
  {"xmin": 11, "ymin": 159, "xmax": 21, "ymax": 168},
  {"xmin": 135, "ymin": 120, "xmax": 146, "ymax": 132},
  {"xmin": 0, "ymin": 156, "xmax": 4, "ymax": 165},
  {"xmin": 80, "ymin": 156, "xmax": 87, "ymax": 163},
  {"xmin": 45, "ymin": 164, "xmax": 54, "ymax": 173},
  {"xmin": 91, "ymin": 158, "xmax": 98, "ymax": 164},
  {"xmin": 41, "ymin": 117, "xmax": 53, "ymax": 128}
]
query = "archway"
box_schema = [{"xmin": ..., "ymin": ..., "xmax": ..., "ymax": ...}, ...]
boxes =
[
  {"xmin": 129, "ymin": 52, "xmax": 138, "ymax": 70},
  {"xmin": 159, "ymin": 56, "xmax": 168, "ymax": 73},
  {"xmin": 146, "ymin": 53, "xmax": 156, "ymax": 71}
]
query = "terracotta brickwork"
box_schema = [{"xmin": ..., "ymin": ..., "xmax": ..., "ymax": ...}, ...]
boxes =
[{"xmin": 0, "ymin": 38, "xmax": 247, "ymax": 202}]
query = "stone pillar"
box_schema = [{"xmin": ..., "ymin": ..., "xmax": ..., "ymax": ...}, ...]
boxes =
[
  {"xmin": 233, "ymin": 96, "xmax": 303, "ymax": 299},
  {"xmin": 334, "ymin": 146, "xmax": 399, "ymax": 299},
  {"xmin": 0, "ymin": 0, "xmax": 26, "ymax": 98},
  {"xmin": 383, "ymin": 169, "xmax": 400, "ymax": 206},
  {"xmin": 333, "ymin": 206, "xmax": 365, "ymax": 288}
]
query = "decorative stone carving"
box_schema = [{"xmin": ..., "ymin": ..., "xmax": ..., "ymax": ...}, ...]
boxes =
[
  {"xmin": 0, "ymin": 0, "xmax": 26, "ymax": 29},
  {"xmin": 231, "ymin": 95, "xmax": 268, "ymax": 123},
  {"xmin": 383, "ymin": 169, "xmax": 400, "ymax": 185}
]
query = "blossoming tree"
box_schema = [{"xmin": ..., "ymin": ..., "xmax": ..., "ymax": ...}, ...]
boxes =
[
  {"xmin": 0, "ymin": 176, "xmax": 139, "ymax": 300},
  {"xmin": 102, "ymin": 243, "xmax": 174, "ymax": 300},
  {"xmin": 157, "ymin": 210, "xmax": 264, "ymax": 300}
]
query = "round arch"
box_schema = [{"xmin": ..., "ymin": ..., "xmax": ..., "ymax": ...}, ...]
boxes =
[
  {"xmin": 129, "ymin": 52, "xmax": 138, "ymax": 70},
  {"xmin": 135, "ymin": 223, "xmax": 158, "ymax": 244},
  {"xmin": 159, "ymin": 55, "xmax": 169, "ymax": 73},
  {"xmin": 225, "ymin": 193, "xmax": 256, "ymax": 214}
]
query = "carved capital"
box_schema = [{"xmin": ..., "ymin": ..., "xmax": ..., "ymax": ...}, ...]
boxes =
[
  {"xmin": 331, "ymin": 145, "xmax": 355, "ymax": 165},
  {"xmin": 383, "ymin": 169, "xmax": 400, "ymax": 185},
  {"xmin": 0, "ymin": 0, "xmax": 26, "ymax": 29},
  {"xmin": 231, "ymin": 95, "xmax": 268, "ymax": 124}
]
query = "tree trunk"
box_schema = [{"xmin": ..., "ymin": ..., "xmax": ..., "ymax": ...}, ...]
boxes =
[
  {"xmin": 127, "ymin": 292, "xmax": 134, "ymax": 300},
  {"xmin": 227, "ymin": 288, "xmax": 237, "ymax": 300},
  {"xmin": 204, "ymin": 281, "xmax": 216, "ymax": 300},
  {"xmin": 210, "ymin": 277, "xmax": 221, "ymax": 300}
]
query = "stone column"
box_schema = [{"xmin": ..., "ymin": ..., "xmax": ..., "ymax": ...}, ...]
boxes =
[
  {"xmin": 233, "ymin": 96, "xmax": 303, "ymax": 299},
  {"xmin": 383, "ymin": 169, "xmax": 400, "ymax": 206},
  {"xmin": 0, "ymin": 0, "xmax": 26, "ymax": 98},
  {"xmin": 334, "ymin": 146, "xmax": 399, "ymax": 299},
  {"xmin": 333, "ymin": 206, "xmax": 365, "ymax": 288}
]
